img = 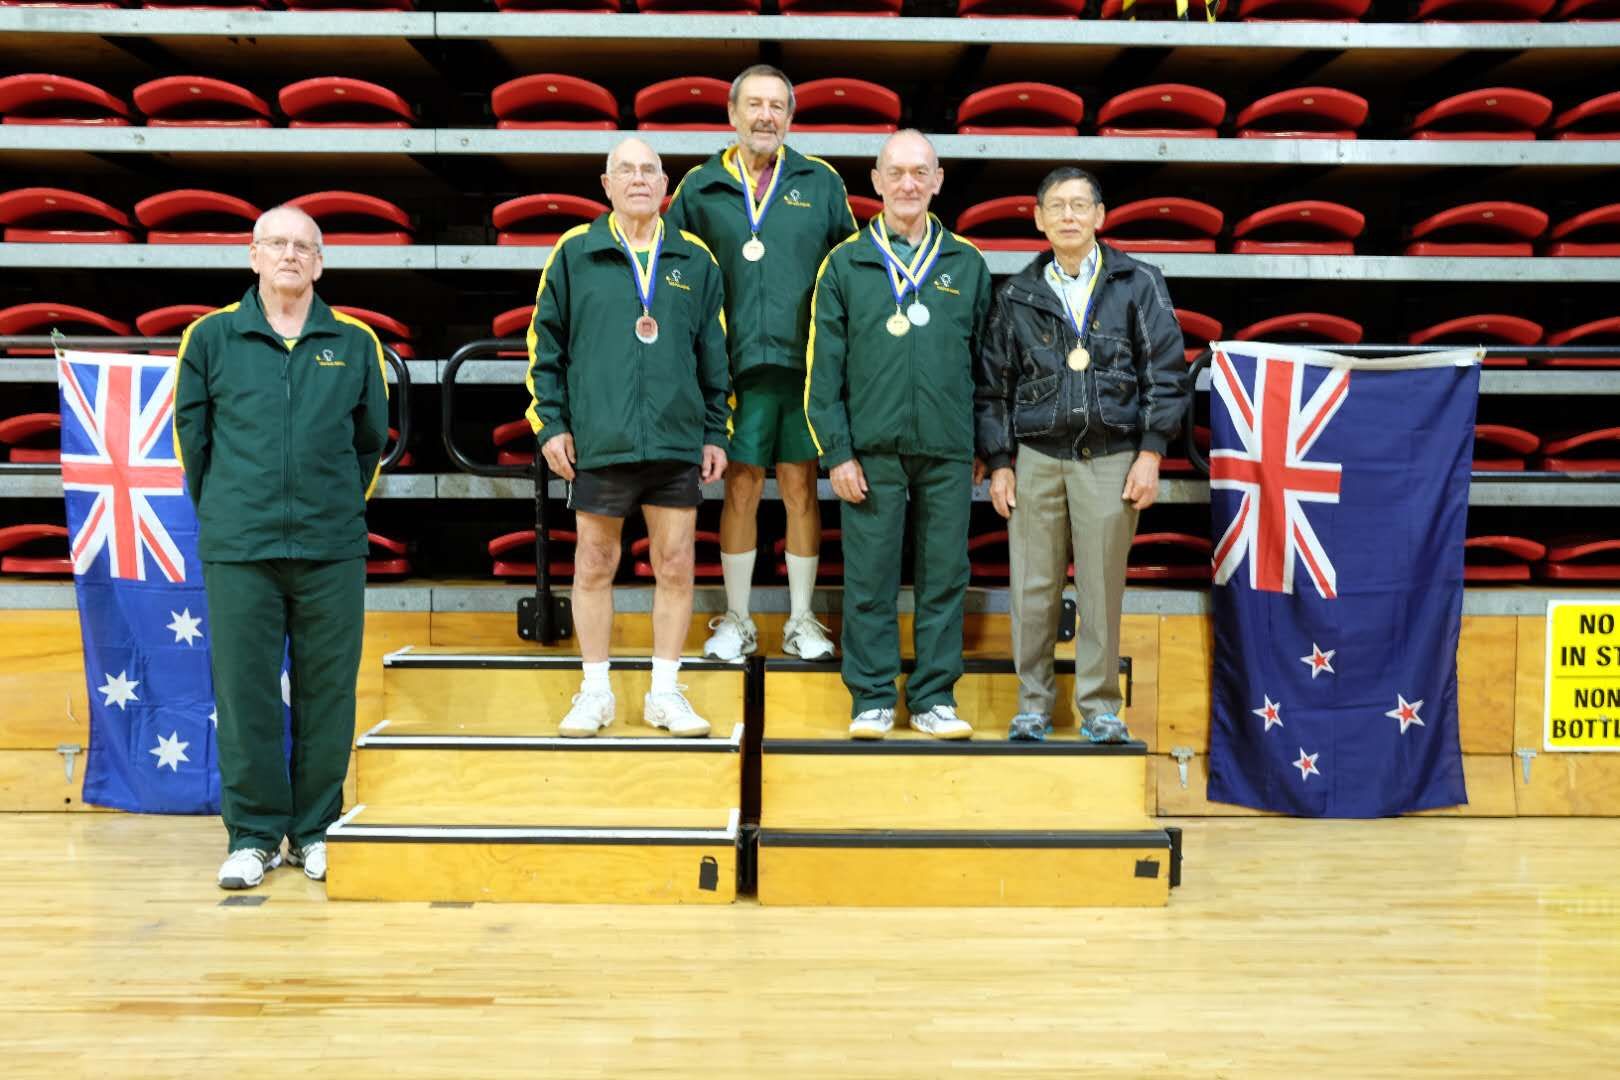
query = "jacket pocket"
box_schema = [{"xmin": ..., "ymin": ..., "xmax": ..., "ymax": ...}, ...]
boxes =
[
  {"xmin": 1093, "ymin": 366, "xmax": 1139, "ymax": 432},
  {"xmin": 1012, "ymin": 370, "xmax": 1061, "ymax": 438}
]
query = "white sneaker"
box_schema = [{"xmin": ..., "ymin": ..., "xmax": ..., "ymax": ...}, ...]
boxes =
[
  {"xmin": 644, "ymin": 687, "xmax": 711, "ymax": 738},
  {"xmin": 783, "ymin": 612, "xmax": 836, "ymax": 661},
  {"xmin": 703, "ymin": 611, "xmax": 757, "ymax": 660},
  {"xmin": 559, "ymin": 689, "xmax": 616, "ymax": 738},
  {"xmin": 217, "ymin": 847, "xmax": 281, "ymax": 890},
  {"xmin": 848, "ymin": 707, "xmax": 894, "ymax": 740},
  {"xmin": 909, "ymin": 704, "xmax": 973, "ymax": 741},
  {"xmin": 285, "ymin": 840, "xmax": 327, "ymax": 881}
]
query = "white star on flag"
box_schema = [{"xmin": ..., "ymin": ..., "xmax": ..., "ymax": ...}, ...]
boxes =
[
  {"xmin": 149, "ymin": 731, "xmax": 189, "ymax": 772},
  {"xmin": 1252, "ymin": 695, "xmax": 1283, "ymax": 731},
  {"xmin": 99, "ymin": 670, "xmax": 140, "ymax": 710},
  {"xmin": 166, "ymin": 608, "xmax": 203, "ymax": 646},
  {"xmin": 1300, "ymin": 643, "xmax": 1336, "ymax": 678},
  {"xmin": 1385, "ymin": 694, "xmax": 1425, "ymax": 734},
  {"xmin": 1293, "ymin": 747, "xmax": 1321, "ymax": 781}
]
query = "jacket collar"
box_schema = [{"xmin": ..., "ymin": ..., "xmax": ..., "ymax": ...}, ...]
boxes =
[
  {"xmin": 579, "ymin": 213, "xmax": 701, "ymax": 260},
  {"xmin": 698, "ymin": 143, "xmax": 818, "ymax": 192},
  {"xmin": 229, "ymin": 286, "xmax": 341, "ymax": 341},
  {"xmin": 844, "ymin": 212, "xmax": 963, "ymax": 267},
  {"xmin": 1001, "ymin": 243, "xmax": 1140, "ymax": 312}
]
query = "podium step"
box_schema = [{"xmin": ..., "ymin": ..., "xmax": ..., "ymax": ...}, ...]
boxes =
[
  {"xmin": 757, "ymin": 826, "xmax": 1175, "ymax": 907},
  {"xmin": 326, "ymin": 806, "xmax": 741, "ymax": 903}
]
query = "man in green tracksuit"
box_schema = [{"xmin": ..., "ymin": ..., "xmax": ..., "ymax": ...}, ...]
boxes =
[
  {"xmin": 665, "ymin": 64, "xmax": 856, "ymax": 664},
  {"xmin": 805, "ymin": 130, "xmax": 992, "ymax": 741},
  {"xmin": 174, "ymin": 204, "xmax": 390, "ymax": 889}
]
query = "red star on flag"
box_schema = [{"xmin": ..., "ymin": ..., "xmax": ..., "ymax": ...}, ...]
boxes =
[
  {"xmin": 1293, "ymin": 747, "xmax": 1321, "ymax": 781},
  {"xmin": 1251, "ymin": 695, "xmax": 1283, "ymax": 731},
  {"xmin": 1385, "ymin": 694, "xmax": 1425, "ymax": 734},
  {"xmin": 1299, "ymin": 642, "xmax": 1336, "ymax": 679}
]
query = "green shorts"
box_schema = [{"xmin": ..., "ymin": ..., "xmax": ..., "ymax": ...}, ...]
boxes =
[{"xmin": 728, "ymin": 366, "xmax": 819, "ymax": 468}]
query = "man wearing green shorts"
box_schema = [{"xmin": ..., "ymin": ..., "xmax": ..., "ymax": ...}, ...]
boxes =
[{"xmin": 666, "ymin": 64, "xmax": 857, "ymax": 662}]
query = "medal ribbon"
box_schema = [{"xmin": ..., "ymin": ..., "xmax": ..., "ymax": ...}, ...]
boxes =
[
  {"xmin": 610, "ymin": 213, "xmax": 663, "ymax": 315},
  {"xmin": 1047, "ymin": 249, "xmax": 1103, "ymax": 345},
  {"xmin": 868, "ymin": 215, "xmax": 945, "ymax": 311},
  {"xmin": 736, "ymin": 145, "xmax": 784, "ymax": 239}
]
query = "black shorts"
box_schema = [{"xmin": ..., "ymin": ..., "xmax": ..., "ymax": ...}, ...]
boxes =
[{"xmin": 568, "ymin": 460, "xmax": 702, "ymax": 517}]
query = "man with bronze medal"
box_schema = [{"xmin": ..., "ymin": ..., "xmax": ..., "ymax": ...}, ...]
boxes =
[
  {"xmin": 804, "ymin": 130, "xmax": 992, "ymax": 741},
  {"xmin": 665, "ymin": 65, "xmax": 857, "ymax": 665},
  {"xmin": 974, "ymin": 166, "xmax": 1190, "ymax": 743},
  {"xmin": 525, "ymin": 137, "xmax": 732, "ymax": 739}
]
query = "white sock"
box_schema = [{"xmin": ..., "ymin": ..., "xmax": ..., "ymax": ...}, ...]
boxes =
[
  {"xmin": 720, "ymin": 550, "xmax": 756, "ymax": 620},
  {"xmin": 785, "ymin": 552, "xmax": 819, "ymax": 620},
  {"xmin": 651, "ymin": 656, "xmax": 681, "ymax": 696},
  {"xmin": 581, "ymin": 660, "xmax": 611, "ymax": 696}
]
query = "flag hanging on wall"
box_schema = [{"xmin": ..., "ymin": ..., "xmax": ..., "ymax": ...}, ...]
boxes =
[{"xmin": 1204, "ymin": 342, "xmax": 1480, "ymax": 817}]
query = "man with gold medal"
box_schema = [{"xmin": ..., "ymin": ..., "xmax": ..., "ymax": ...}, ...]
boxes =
[
  {"xmin": 974, "ymin": 166, "xmax": 1190, "ymax": 743},
  {"xmin": 665, "ymin": 65, "xmax": 858, "ymax": 664},
  {"xmin": 804, "ymin": 130, "xmax": 992, "ymax": 741}
]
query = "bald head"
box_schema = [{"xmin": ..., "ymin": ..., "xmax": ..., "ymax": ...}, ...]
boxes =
[
  {"xmin": 249, "ymin": 203, "xmax": 324, "ymax": 300},
  {"xmin": 871, "ymin": 128, "xmax": 943, "ymax": 231},
  {"xmin": 605, "ymin": 136, "xmax": 662, "ymax": 178},
  {"xmin": 601, "ymin": 136, "xmax": 668, "ymax": 224},
  {"xmin": 252, "ymin": 205, "xmax": 322, "ymax": 249},
  {"xmin": 876, "ymin": 129, "xmax": 938, "ymax": 173}
]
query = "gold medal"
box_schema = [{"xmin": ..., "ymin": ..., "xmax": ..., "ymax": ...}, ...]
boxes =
[
  {"xmin": 742, "ymin": 236, "xmax": 766, "ymax": 262},
  {"xmin": 635, "ymin": 314, "xmax": 659, "ymax": 344},
  {"xmin": 1067, "ymin": 346, "xmax": 1090, "ymax": 371},
  {"xmin": 886, "ymin": 311, "xmax": 911, "ymax": 337}
]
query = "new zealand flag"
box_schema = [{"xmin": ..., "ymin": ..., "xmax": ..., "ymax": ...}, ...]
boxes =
[{"xmin": 1205, "ymin": 342, "xmax": 1480, "ymax": 817}]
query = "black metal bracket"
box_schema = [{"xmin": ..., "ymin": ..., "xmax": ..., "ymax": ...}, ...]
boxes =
[{"xmin": 517, "ymin": 591, "xmax": 573, "ymax": 644}]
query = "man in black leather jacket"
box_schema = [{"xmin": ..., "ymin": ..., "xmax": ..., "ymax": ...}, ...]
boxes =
[{"xmin": 974, "ymin": 165, "xmax": 1190, "ymax": 742}]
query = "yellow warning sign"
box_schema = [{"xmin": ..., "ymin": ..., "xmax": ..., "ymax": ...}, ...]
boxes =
[{"xmin": 1545, "ymin": 599, "xmax": 1620, "ymax": 752}]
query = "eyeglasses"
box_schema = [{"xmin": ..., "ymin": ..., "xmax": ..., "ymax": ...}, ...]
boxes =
[
  {"xmin": 609, "ymin": 163, "xmax": 663, "ymax": 180},
  {"xmin": 1041, "ymin": 199, "xmax": 1099, "ymax": 216},
  {"xmin": 255, "ymin": 236, "xmax": 320, "ymax": 259}
]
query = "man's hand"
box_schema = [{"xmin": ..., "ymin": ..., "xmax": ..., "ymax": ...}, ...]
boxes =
[
  {"xmin": 1122, "ymin": 450, "xmax": 1161, "ymax": 510},
  {"xmin": 541, "ymin": 432, "xmax": 576, "ymax": 481},
  {"xmin": 829, "ymin": 458, "xmax": 868, "ymax": 504},
  {"xmin": 972, "ymin": 457, "xmax": 988, "ymax": 486},
  {"xmin": 990, "ymin": 467, "xmax": 1017, "ymax": 520},
  {"xmin": 701, "ymin": 444, "xmax": 728, "ymax": 485}
]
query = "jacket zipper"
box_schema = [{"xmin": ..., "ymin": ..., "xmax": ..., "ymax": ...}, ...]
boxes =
[{"xmin": 282, "ymin": 345, "xmax": 293, "ymax": 555}]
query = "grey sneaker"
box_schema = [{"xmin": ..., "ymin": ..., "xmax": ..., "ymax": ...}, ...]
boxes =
[
  {"xmin": 909, "ymin": 704, "xmax": 973, "ymax": 740},
  {"xmin": 217, "ymin": 847, "xmax": 281, "ymax": 890},
  {"xmin": 703, "ymin": 611, "xmax": 757, "ymax": 660},
  {"xmin": 849, "ymin": 707, "xmax": 894, "ymax": 740},
  {"xmin": 285, "ymin": 840, "xmax": 327, "ymax": 881},
  {"xmin": 1009, "ymin": 712, "xmax": 1053, "ymax": 742},
  {"xmin": 782, "ymin": 612, "xmax": 836, "ymax": 661},
  {"xmin": 1079, "ymin": 712, "xmax": 1132, "ymax": 744}
]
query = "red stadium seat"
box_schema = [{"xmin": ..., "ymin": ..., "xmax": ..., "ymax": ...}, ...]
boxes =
[
  {"xmin": 136, "ymin": 304, "xmax": 212, "ymax": 338},
  {"xmin": 1539, "ymin": 428, "xmax": 1620, "ymax": 473},
  {"xmin": 1231, "ymin": 200, "xmax": 1364, "ymax": 255},
  {"xmin": 1099, "ymin": 197, "xmax": 1222, "ymax": 254},
  {"xmin": 638, "ymin": 0, "xmax": 759, "ymax": 12},
  {"xmin": 1404, "ymin": 201, "xmax": 1546, "ymax": 257},
  {"xmin": 1235, "ymin": 87, "xmax": 1368, "ymax": 139},
  {"xmin": 1410, "ymin": 88, "xmax": 1551, "ymax": 142},
  {"xmin": 1098, "ymin": 0, "xmax": 1217, "ymax": 16},
  {"xmin": 1545, "ymin": 204, "xmax": 1620, "ymax": 256},
  {"xmin": 133, "ymin": 76, "xmax": 272, "ymax": 127},
  {"xmin": 780, "ymin": 0, "xmax": 902, "ymax": 15},
  {"xmin": 1552, "ymin": 91, "xmax": 1620, "ymax": 141},
  {"xmin": 1408, "ymin": 314, "xmax": 1543, "ymax": 368},
  {"xmin": 0, "ymin": 302, "xmax": 132, "ymax": 356},
  {"xmin": 1160, "ymin": 424, "xmax": 1210, "ymax": 475},
  {"xmin": 489, "ymin": 529, "xmax": 579, "ymax": 580},
  {"xmin": 367, "ymin": 533, "xmax": 410, "ymax": 578},
  {"xmin": 632, "ymin": 532, "xmax": 725, "ymax": 580},
  {"xmin": 1464, "ymin": 536, "xmax": 1545, "ymax": 582},
  {"xmin": 0, "ymin": 187, "xmax": 132, "ymax": 243},
  {"xmin": 1415, "ymin": 0, "xmax": 1554, "ymax": 19},
  {"xmin": 966, "ymin": 531, "xmax": 1012, "ymax": 581},
  {"xmin": 1554, "ymin": 0, "xmax": 1620, "ymax": 16},
  {"xmin": 0, "ymin": 525, "xmax": 71, "ymax": 576},
  {"xmin": 847, "ymin": 195, "xmax": 882, "ymax": 222},
  {"xmin": 1472, "ymin": 424, "xmax": 1540, "ymax": 471},
  {"xmin": 1233, "ymin": 313, "xmax": 1364, "ymax": 343},
  {"xmin": 333, "ymin": 306, "xmax": 415, "ymax": 359},
  {"xmin": 491, "ymin": 74, "xmax": 619, "ymax": 130},
  {"xmin": 1540, "ymin": 537, "xmax": 1620, "ymax": 581},
  {"xmin": 635, "ymin": 77, "xmax": 731, "ymax": 131},
  {"xmin": 279, "ymin": 77, "xmax": 414, "ymax": 128},
  {"xmin": 285, "ymin": 191, "xmax": 413, "ymax": 245},
  {"xmin": 1175, "ymin": 309, "xmax": 1223, "ymax": 362},
  {"xmin": 0, "ymin": 74, "xmax": 130, "ymax": 126},
  {"xmin": 494, "ymin": 0, "xmax": 618, "ymax": 9},
  {"xmin": 492, "ymin": 308, "xmax": 534, "ymax": 358},
  {"xmin": 792, "ymin": 79, "xmax": 901, "ymax": 133},
  {"xmin": 282, "ymin": 0, "xmax": 415, "ymax": 10},
  {"xmin": 773, "ymin": 531, "xmax": 844, "ymax": 580},
  {"xmin": 1236, "ymin": 0, "xmax": 1369, "ymax": 18},
  {"xmin": 1544, "ymin": 315, "xmax": 1620, "ymax": 368},
  {"xmin": 956, "ymin": 0, "xmax": 1085, "ymax": 17},
  {"xmin": 955, "ymin": 196, "xmax": 1044, "ymax": 252},
  {"xmin": 0, "ymin": 1, "xmax": 123, "ymax": 7},
  {"xmin": 1096, "ymin": 84, "xmax": 1225, "ymax": 139},
  {"xmin": 493, "ymin": 418, "xmax": 535, "ymax": 467},
  {"xmin": 494, "ymin": 194, "xmax": 608, "ymax": 246},
  {"xmin": 134, "ymin": 190, "xmax": 260, "ymax": 245},
  {"xmin": 0, "ymin": 413, "xmax": 60, "ymax": 463},
  {"xmin": 138, "ymin": 0, "xmax": 272, "ymax": 8},
  {"xmin": 956, "ymin": 83, "xmax": 1083, "ymax": 135},
  {"xmin": 1127, "ymin": 533, "xmax": 1212, "ymax": 582}
]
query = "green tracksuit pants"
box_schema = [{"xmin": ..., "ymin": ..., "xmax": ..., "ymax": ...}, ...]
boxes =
[
  {"xmin": 203, "ymin": 558, "xmax": 365, "ymax": 853},
  {"xmin": 838, "ymin": 452, "xmax": 971, "ymax": 717}
]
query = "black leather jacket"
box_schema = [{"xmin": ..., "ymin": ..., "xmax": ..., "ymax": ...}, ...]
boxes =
[{"xmin": 975, "ymin": 245, "xmax": 1189, "ymax": 470}]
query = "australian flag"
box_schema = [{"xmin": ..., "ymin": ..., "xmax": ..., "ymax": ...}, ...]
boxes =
[
  {"xmin": 59, "ymin": 349, "xmax": 220, "ymax": 813},
  {"xmin": 1205, "ymin": 342, "xmax": 1480, "ymax": 817}
]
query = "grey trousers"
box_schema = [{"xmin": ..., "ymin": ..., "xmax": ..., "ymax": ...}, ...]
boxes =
[{"xmin": 1007, "ymin": 444, "xmax": 1139, "ymax": 721}]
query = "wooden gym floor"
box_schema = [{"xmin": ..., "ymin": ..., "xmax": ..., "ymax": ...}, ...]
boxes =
[{"xmin": 2, "ymin": 815, "xmax": 1617, "ymax": 1078}]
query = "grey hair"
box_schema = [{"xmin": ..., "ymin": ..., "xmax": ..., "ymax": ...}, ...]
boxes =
[
  {"xmin": 605, "ymin": 136, "xmax": 664, "ymax": 176},
  {"xmin": 876, "ymin": 128, "xmax": 937, "ymax": 170},
  {"xmin": 728, "ymin": 64, "xmax": 795, "ymax": 116},
  {"xmin": 251, "ymin": 205, "xmax": 323, "ymax": 249}
]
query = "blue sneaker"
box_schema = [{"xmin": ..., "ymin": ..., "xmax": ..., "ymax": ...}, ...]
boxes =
[
  {"xmin": 1008, "ymin": 712, "xmax": 1052, "ymax": 742},
  {"xmin": 1079, "ymin": 713, "xmax": 1131, "ymax": 744}
]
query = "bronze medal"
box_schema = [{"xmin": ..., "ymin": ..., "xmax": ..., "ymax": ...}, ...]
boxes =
[
  {"xmin": 886, "ymin": 311, "xmax": 911, "ymax": 337},
  {"xmin": 635, "ymin": 315, "xmax": 659, "ymax": 344},
  {"xmin": 742, "ymin": 236, "xmax": 766, "ymax": 262},
  {"xmin": 1067, "ymin": 345, "xmax": 1090, "ymax": 371}
]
